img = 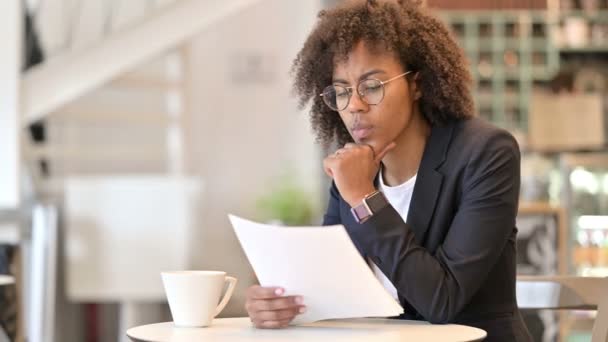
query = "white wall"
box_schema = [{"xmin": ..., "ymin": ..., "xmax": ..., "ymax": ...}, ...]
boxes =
[
  {"xmin": 0, "ymin": 1, "xmax": 22, "ymax": 210},
  {"xmin": 187, "ymin": 0, "xmax": 322, "ymax": 316}
]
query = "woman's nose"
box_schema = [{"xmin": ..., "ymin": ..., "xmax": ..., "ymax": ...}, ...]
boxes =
[{"xmin": 346, "ymin": 90, "xmax": 369, "ymax": 114}]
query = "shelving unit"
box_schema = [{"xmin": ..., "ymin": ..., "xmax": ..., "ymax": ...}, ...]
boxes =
[
  {"xmin": 440, "ymin": 9, "xmax": 608, "ymax": 133},
  {"xmin": 555, "ymin": 10, "xmax": 608, "ymax": 50},
  {"xmin": 439, "ymin": 11, "xmax": 561, "ymax": 135}
]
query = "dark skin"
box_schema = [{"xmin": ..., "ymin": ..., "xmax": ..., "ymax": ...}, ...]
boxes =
[
  {"xmin": 245, "ymin": 286, "xmax": 305, "ymax": 328},
  {"xmin": 245, "ymin": 41, "xmax": 431, "ymax": 328}
]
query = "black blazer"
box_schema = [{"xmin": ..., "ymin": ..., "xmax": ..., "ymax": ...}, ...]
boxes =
[{"xmin": 322, "ymin": 117, "xmax": 532, "ymax": 342}]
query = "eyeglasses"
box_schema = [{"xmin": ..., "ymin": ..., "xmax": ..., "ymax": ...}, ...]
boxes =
[{"xmin": 320, "ymin": 71, "xmax": 412, "ymax": 111}]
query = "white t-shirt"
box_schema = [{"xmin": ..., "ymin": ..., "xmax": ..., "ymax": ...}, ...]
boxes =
[{"xmin": 369, "ymin": 169, "xmax": 417, "ymax": 301}]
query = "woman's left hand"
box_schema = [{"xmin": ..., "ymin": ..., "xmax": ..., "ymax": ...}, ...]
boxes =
[{"xmin": 323, "ymin": 142, "xmax": 396, "ymax": 207}]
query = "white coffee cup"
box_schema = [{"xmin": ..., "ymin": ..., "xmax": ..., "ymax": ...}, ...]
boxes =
[{"xmin": 161, "ymin": 271, "xmax": 237, "ymax": 327}]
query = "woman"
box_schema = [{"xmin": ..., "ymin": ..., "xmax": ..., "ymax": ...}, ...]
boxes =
[{"xmin": 245, "ymin": 1, "xmax": 532, "ymax": 340}]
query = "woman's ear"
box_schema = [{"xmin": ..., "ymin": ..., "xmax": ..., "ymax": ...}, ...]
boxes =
[{"xmin": 410, "ymin": 72, "xmax": 422, "ymax": 101}]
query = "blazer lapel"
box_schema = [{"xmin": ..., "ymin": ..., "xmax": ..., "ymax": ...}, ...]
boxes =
[{"xmin": 406, "ymin": 121, "xmax": 455, "ymax": 245}]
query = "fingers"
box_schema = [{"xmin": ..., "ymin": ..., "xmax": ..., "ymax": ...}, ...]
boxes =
[
  {"xmin": 255, "ymin": 307, "xmax": 304, "ymax": 322},
  {"xmin": 334, "ymin": 143, "xmax": 360, "ymax": 157},
  {"xmin": 335, "ymin": 143, "xmax": 377, "ymax": 160},
  {"xmin": 324, "ymin": 141, "xmax": 395, "ymax": 179},
  {"xmin": 375, "ymin": 142, "xmax": 397, "ymax": 164},
  {"xmin": 249, "ymin": 305, "xmax": 304, "ymax": 329},
  {"xmin": 246, "ymin": 286, "xmax": 306, "ymax": 330},
  {"xmin": 247, "ymin": 285, "xmax": 285, "ymax": 299},
  {"xmin": 248, "ymin": 295, "xmax": 303, "ymax": 312}
]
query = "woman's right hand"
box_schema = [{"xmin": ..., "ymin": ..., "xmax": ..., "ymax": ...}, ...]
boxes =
[{"xmin": 245, "ymin": 285, "xmax": 306, "ymax": 329}]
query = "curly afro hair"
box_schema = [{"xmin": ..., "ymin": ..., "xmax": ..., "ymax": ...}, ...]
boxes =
[{"xmin": 292, "ymin": 0, "xmax": 474, "ymax": 148}]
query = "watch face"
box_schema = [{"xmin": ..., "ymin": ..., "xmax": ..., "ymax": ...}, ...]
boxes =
[
  {"xmin": 351, "ymin": 191, "xmax": 388, "ymax": 223},
  {"xmin": 351, "ymin": 203, "xmax": 371, "ymax": 223},
  {"xmin": 366, "ymin": 191, "xmax": 388, "ymax": 212}
]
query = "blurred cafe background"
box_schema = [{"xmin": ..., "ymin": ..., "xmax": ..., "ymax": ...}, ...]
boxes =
[{"xmin": 1, "ymin": 0, "xmax": 608, "ymax": 341}]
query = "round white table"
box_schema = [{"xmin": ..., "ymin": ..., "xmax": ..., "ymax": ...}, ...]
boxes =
[
  {"xmin": 127, "ymin": 317, "xmax": 486, "ymax": 342},
  {"xmin": 0, "ymin": 275, "xmax": 14, "ymax": 286}
]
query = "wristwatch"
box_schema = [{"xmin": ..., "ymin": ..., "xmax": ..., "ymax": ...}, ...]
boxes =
[{"xmin": 350, "ymin": 190, "xmax": 389, "ymax": 223}]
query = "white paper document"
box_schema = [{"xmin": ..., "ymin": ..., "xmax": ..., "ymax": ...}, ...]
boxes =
[{"xmin": 228, "ymin": 214, "xmax": 404, "ymax": 325}]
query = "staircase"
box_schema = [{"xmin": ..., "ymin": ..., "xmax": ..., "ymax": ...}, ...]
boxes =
[{"xmin": 23, "ymin": 0, "xmax": 262, "ymax": 126}]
